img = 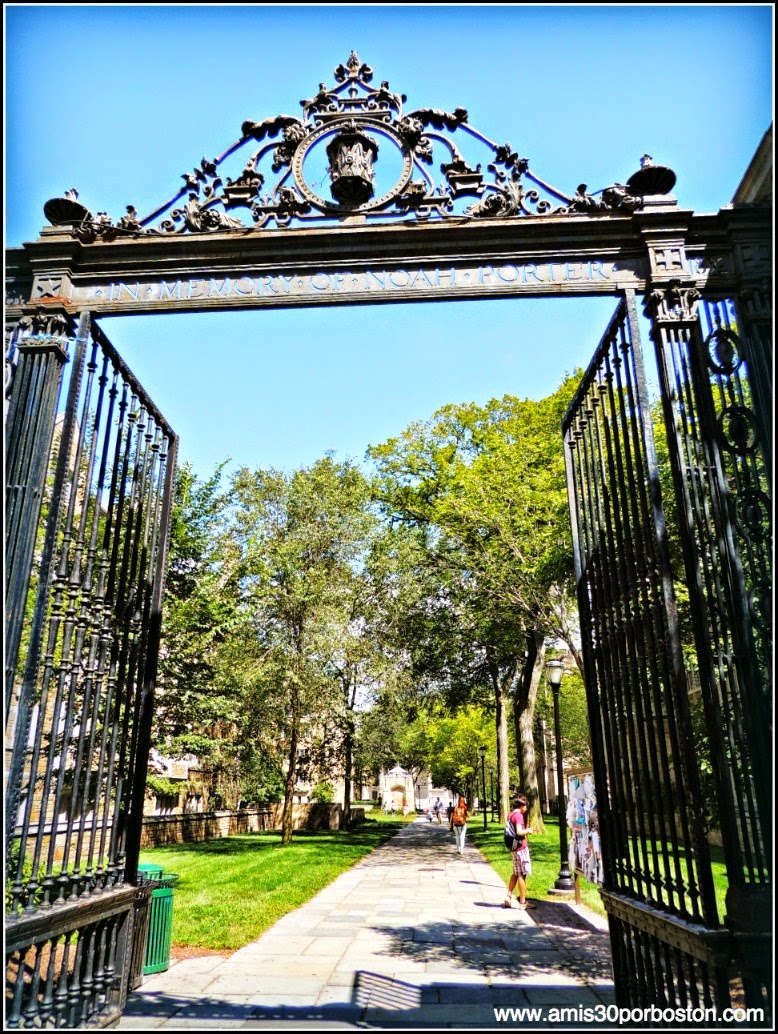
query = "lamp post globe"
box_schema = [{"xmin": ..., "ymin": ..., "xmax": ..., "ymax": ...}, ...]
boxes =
[{"xmin": 547, "ymin": 658, "xmax": 575, "ymax": 894}]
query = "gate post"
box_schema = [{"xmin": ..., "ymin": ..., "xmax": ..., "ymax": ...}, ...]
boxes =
[{"xmin": 642, "ymin": 268, "xmax": 772, "ymax": 1010}]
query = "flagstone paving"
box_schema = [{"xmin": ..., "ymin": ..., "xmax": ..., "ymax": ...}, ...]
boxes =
[{"xmin": 118, "ymin": 818, "xmax": 615, "ymax": 1029}]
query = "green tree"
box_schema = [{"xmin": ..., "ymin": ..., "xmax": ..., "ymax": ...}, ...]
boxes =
[
  {"xmin": 316, "ymin": 520, "xmax": 419, "ymax": 823},
  {"xmin": 355, "ymin": 687, "xmax": 417, "ymax": 782},
  {"xmin": 368, "ymin": 376, "xmax": 582, "ymax": 827},
  {"xmin": 412, "ymin": 705, "xmax": 497, "ymax": 807},
  {"xmin": 228, "ymin": 456, "xmax": 377, "ymax": 845},
  {"xmin": 154, "ymin": 462, "xmax": 245, "ymax": 805}
]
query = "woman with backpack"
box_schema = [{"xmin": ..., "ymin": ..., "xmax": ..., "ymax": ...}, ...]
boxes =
[
  {"xmin": 504, "ymin": 794, "xmax": 535, "ymax": 909},
  {"xmin": 449, "ymin": 795, "xmax": 469, "ymax": 854}
]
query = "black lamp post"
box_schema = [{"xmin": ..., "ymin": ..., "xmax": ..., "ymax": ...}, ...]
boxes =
[
  {"xmin": 478, "ymin": 745, "xmax": 487, "ymax": 831},
  {"xmin": 548, "ymin": 658, "xmax": 575, "ymax": 894}
]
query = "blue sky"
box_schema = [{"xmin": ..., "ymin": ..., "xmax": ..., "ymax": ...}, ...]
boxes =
[{"xmin": 5, "ymin": 4, "xmax": 773, "ymax": 480}]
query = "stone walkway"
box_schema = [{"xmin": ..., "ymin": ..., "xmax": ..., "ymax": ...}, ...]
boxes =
[{"xmin": 118, "ymin": 818, "xmax": 615, "ymax": 1029}]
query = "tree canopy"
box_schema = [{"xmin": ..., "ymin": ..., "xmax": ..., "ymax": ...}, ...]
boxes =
[
  {"xmin": 152, "ymin": 375, "xmax": 591, "ymax": 833},
  {"xmin": 366, "ymin": 375, "xmax": 585, "ymax": 823}
]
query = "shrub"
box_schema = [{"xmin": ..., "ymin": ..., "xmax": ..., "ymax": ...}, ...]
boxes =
[{"xmin": 310, "ymin": 782, "xmax": 335, "ymax": 803}]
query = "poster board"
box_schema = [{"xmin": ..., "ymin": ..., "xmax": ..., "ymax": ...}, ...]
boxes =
[{"xmin": 566, "ymin": 771, "xmax": 603, "ymax": 885}]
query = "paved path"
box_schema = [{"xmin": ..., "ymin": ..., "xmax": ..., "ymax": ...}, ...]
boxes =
[{"xmin": 119, "ymin": 818, "xmax": 615, "ymax": 1029}]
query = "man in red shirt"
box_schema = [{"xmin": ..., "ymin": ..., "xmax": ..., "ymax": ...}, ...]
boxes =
[{"xmin": 504, "ymin": 794, "xmax": 535, "ymax": 909}]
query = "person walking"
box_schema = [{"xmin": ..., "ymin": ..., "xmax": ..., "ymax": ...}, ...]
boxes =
[
  {"xmin": 504, "ymin": 794, "xmax": 535, "ymax": 909},
  {"xmin": 449, "ymin": 795, "xmax": 469, "ymax": 854}
]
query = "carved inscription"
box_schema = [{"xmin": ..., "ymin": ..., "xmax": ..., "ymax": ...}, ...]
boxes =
[{"xmin": 75, "ymin": 259, "xmax": 642, "ymax": 310}]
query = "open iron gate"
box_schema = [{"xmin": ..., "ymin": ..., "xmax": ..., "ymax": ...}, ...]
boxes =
[
  {"xmin": 4, "ymin": 311, "xmax": 177, "ymax": 1028},
  {"xmin": 563, "ymin": 289, "xmax": 771, "ymax": 1017}
]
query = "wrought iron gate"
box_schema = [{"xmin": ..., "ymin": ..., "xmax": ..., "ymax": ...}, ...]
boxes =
[
  {"xmin": 563, "ymin": 289, "xmax": 771, "ymax": 1016},
  {"xmin": 4, "ymin": 311, "xmax": 177, "ymax": 1028},
  {"xmin": 2, "ymin": 50, "xmax": 771, "ymax": 1027}
]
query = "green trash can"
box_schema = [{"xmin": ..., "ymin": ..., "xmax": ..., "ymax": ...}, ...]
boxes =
[
  {"xmin": 143, "ymin": 873, "xmax": 180, "ymax": 975},
  {"xmin": 137, "ymin": 863, "xmax": 163, "ymax": 880}
]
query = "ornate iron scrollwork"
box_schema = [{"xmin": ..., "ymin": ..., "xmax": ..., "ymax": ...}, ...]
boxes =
[{"xmin": 47, "ymin": 51, "xmax": 672, "ymax": 237}]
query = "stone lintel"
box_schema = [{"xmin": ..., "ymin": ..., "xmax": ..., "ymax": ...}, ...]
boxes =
[{"xmin": 5, "ymin": 208, "xmax": 767, "ymax": 319}]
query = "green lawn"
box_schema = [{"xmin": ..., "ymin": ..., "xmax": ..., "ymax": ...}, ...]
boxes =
[
  {"xmin": 467, "ymin": 815, "xmax": 729, "ymax": 922},
  {"xmin": 139, "ymin": 810, "xmax": 729, "ymax": 952},
  {"xmin": 138, "ymin": 814, "xmax": 403, "ymax": 951}
]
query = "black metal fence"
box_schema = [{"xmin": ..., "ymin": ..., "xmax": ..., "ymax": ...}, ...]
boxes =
[
  {"xmin": 646, "ymin": 289, "xmax": 771, "ymax": 1007},
  {"xmin": 563, "ymin": 292, "xmax": 732, "ymax": 1012},
  {"xmin": 4, "ymin": 312, "xmax": 177, "ymax": 1028},
  {"xmin": 564, "ymin": 286, "xmax": 772, "ymax": 1017}
]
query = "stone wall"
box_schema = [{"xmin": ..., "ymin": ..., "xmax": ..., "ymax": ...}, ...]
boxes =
[{"xmin": 139, "ymin": 804, "xmax": 367, "ymax": 848}]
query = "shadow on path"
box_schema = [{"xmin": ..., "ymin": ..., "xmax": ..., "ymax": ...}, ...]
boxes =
[
  {"xmin": 121, "ymin": 967, "xmax": 615, "ymax": 1030},
  {"xmin": 528, "ymin": 900, "xmax": 614, "ymax": 985}
]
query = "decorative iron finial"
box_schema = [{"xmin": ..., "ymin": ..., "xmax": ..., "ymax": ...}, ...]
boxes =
[{"xmin": 335, "ymin": 51, "xmax": 372, "ymax": 83}]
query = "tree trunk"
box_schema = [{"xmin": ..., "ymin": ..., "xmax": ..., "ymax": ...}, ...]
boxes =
[
  {"xmin": 552, "ymin": 590, "xmax": 584, "ymax": 674},
  {"xmin": 514, "ymin": 631, "xmax": 546, "ymax": 833},
  {"xmin": 489, "ymin": 658, "xmax": 513, "ymax": 825},
  {"xmin": 342, "ymin": 672, "xmax": 361, "ymax": 828},
  {"xmin": 282, "ymin": 722, "xmax": 298, "ymax": 846},
  {"xmin": 464, "ymin": 772, "xmax": 476, "ymax": 809},
  {"xmin": 343, "ymin": 710, "xmax": 354, "ymax": 827}
]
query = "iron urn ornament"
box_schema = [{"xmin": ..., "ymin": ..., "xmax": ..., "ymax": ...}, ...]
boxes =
[
  {"xmin": 326, "ymin": 126, "xmax": 379, "ymax": 205},
  {"xmin": 627, "ymin": 153, "xmax": 677, "ymax": 196},
  {"xmin": 43, "ymin": 188, "xmax": 91, "ymax": 227}
]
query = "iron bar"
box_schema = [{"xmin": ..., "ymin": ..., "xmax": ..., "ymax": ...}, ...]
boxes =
[
  {"xmin": 6, "ymin": 314, "xmax": 90, "ymax": 897},
  {"xmin": 4, "ymin": 336, "xmax": 69, "ymax": 706},
  {"xmin": 591, "ymin": 345, "xmax": 659, "ymax": 903},
  {"xmin": 649, "ymin": 296, "xmax": 770, "ymax": 888},
  {"xmin": 646, "ymin": 292, "xmax": 772, "ymax": 1010},
  {"xmin": 600, "ymin": 891, "xmax": 731, "ymax": 967}
]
